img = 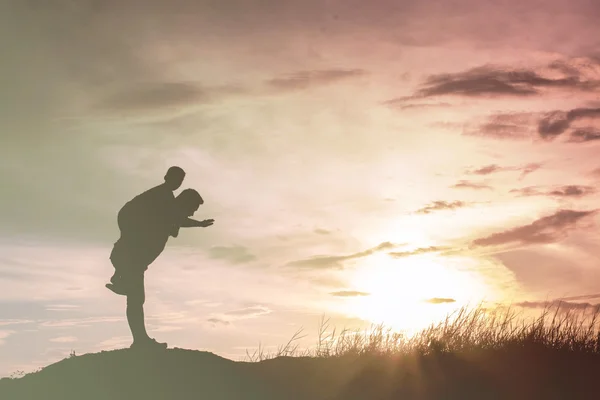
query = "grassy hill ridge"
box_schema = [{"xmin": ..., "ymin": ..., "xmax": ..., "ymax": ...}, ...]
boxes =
[
  {"xmin": 2, "ymin": 345, "xmax": 600, "ymax": 399},
  {"xmin": 4, "ymin": 306, "xmax": 600, "ymax": 399}
]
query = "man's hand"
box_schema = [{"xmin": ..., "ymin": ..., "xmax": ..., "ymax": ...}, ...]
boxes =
[
  {"xmin": 180, "ymin": 218, "xmax": 214, "ymax": 228},
  {"xmin": 199, "ymin": 219, "xmax": 214, "ymax": 227}
]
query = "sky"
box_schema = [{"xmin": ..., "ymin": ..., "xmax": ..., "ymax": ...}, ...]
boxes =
[{"xmin": 2, "ymin": 0, "xmax": 600, "ymax": 376}]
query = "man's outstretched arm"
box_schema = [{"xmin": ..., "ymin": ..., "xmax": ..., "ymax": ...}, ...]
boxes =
[{"xmin": 180, "ymin": 218, "xmax": 214, "ymax": 228}]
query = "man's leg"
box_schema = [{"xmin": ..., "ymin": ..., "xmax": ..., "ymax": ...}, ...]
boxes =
[
  {"xmin": 124, "ymin": 269, "xmax": 149, "ymax": 342},
  {"xmin": 124, "ymin": 269, "xmax": 167, "ymax": 349}
]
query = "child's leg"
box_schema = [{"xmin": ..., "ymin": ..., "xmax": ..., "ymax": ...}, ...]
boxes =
[
  {"xmin": 110, "ymin": 271, "xmax": 120, "ymax": 284},
  {"xmin": 107, "ymin": 244, "xmax": 128, "ymax": 295}
]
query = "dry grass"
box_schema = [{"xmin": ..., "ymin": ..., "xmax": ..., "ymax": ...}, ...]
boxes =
[{"xmin": 245, "ymin": 303, "xmax": 600, "ymax": 362}]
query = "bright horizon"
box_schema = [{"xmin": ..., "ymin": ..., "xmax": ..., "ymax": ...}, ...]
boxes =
[{"xmin": 2, "ymin": 0, "xmax": 600, "ymax": 376}]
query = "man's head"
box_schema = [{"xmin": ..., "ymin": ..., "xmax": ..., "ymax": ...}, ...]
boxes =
[
  {"xmin": 176, "ymin": 188, "xmax": 203, "ymax": 216},
  {"xmin": 164, "ymin": 166, "xmax": 185, "ymax": 191}
]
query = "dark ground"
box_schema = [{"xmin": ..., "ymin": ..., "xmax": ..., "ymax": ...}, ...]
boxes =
[{"xmin": 1, "ymin": 346, "xmax": 599, "ymax": 399}]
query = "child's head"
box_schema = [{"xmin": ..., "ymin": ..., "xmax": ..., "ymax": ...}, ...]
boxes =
[
  {"xmin": 175, "ymin": 189, "xmax": 203, "ymax": 216},
  {"xmin": 164, "ymin": 166, "xmax": 186, "ymax": 191}
]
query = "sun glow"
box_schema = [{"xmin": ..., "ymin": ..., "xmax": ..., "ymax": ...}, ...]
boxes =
[{"xmin": 341, "ymin": 253, "xmax": 499, "ymax": 335}]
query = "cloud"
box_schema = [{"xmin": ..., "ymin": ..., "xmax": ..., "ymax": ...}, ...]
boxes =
[
  {"xmin": 558, "ymin": 293, "xmax": 600, "ymax": 302},
  {"xmin": 466, "ymin": 163, "xmax": 541, "ymax": 179},
  {"xmin": 0, "ymin": 319, "xmax": 34, "ymax": 327},
  {"xmin": 425, "ymin": 298, "xmax": 456, "ymax": 304},
  {"xmin": 39, "ymin": 316, "xmax": 123, "ymax": 328},
  {"xmin": 330, "ymin": 291, "xmax": 370, "ymax": 297},
  {"xmin": 468, "ymin": 165, "xmax": 503, "ymax": 175},
  {"xmin": 207, "ymin": 318, "xmax": 231, "ymax": 326},
  {"xmin": 398, "ymin": 59, "xmax": 600, "ymax": 101},
  {"xmin": 152, "ymin": 325, "xmax": 184, "ymax": 333},
  {"xmin": 0, "ymin": 330, "xmax": 14, "ymax": 346},
  {"xmin": 266, "ymin": 69, "xmax": 366, "ymax": 92},
  {"xmin": 568, "ymin": 128, "xmax": 600, "ymax": 142},
  {"xmin": 537, "ymin": 107, "xmax": 600, "ymax": 140},
  {"xmin": 414, "ymin": 201, "xmax": 468, "ymax": 214},
  {"xmin": 467, "ymin": 107, "xmax": 600, "ymax": 142},
  {"xmin": 451, "ymin": 180, "xmax": 493, "ymax": 190},
  {"xmin": 465, "ymin": 112, "xmax": 537, "ymax": 140},
  {"xmin": 207, "ymin": 245, "xmax": 257, "ymax": 264},
  {"xmin": 518, "ymin": 163, "xmax": 543, "ymax": 179},
  {"xmin": 384, "ymin": 101, "xmax": 452, "ymax": 110},
  {"xmin": 413, "ymin": 66, "xmax": 541, "ymax": 97},
  {"xmin": 49, "ymin": 336, "xmax": 78, "ymax": 343},
  {"xmin": 206, "ymin": 305, "xmax": 272, "ymax": 326},
  {"xmin": 314, "ymin": 228, "xmax": 331, "ymax": 235},
  {"xmin": 99, "ymin": 82, "xmax": 207, "ymax": 111},
  {"xmin": 472, "ymin": 209, "xmax": 597, "ymax": 247},
  {"xmin": 286, "ymin": 242, "xmax": 399, "ymax": 269},
  {"xmin": 388, "ymin": 246, "xmax": 450, "ymax": 258},
  {"xmin": 516, "ymin": 300, "xmax": 600, "ymax": 311},
  {"xmin": 45, "ymin": 304, "xmax": 81, "ymax": 312},
  {"xmin": 96, "ymin": 82, "xmax": 247, "ymax": 119},
  {"xmin": 224, "ymin": 305, "xmax": 272, "ymax": 319},
  {"xmin": 510, "ymin": 185, "xmax": 595, "ymax": 198}
]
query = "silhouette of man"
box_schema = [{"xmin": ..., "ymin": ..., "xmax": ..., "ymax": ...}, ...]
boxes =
[{"xmin": 107, "ymin": 167, "xmax": 214, "ymax": 349}]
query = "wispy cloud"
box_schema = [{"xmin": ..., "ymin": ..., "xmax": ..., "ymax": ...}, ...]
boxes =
[
  {"xmin": 330, "ymin": 291, "xmax": 370, "ymax": 297},
  {"xmin": 207, "ymin": 318, "xmax": 231, "ymax": 327},
  {"xmin": 388, "ymin": 246, "xmax": 450, "ymax": 258},
  {"xmin": 206, "ymin": 305, "xmax": 272, "ymax": 327},
  {"xmin": 98, "ymin": 82, "xmax": 211, "ymax": 112},
  {"xmin": 559, "ymin": 293, "xmax": 600, "ymax": 302},
  {"xmin": 510, "ymin": 185, "xmax": 595, "ymax": 198},
  {"xmin": 465, "ymin": 106, "xmax": 600, "ymax": 143},
  {"xmin": 466, "ymin": 163, "xmax": 542, "ymax": 179},
  {"xmin": 516, "ymin": 300, "xmax": 600, "ymax": 311},
  {"xmin": 224, "ymin": 306, "xmax": 272, "ymax": 318},
  {"xmin": 414, "ymin": 201, "xmax": 468, "ymax": 215},
  {"xmin": 45, "ymin": 304, "xmax": 81, "ymax": 312},
  {"xmin": 207, "ymin": 245, "xmax": 257, "ymax": 264},
  {"xmin": 286, "ymin": 242, "xmax": 399, "ymax": 270},
  {"xmin": 0, "ymin": 319, "xmax": 34, "ymax": 327},
  {"xmin": 424, "ymin": 298, "xmax": 456, "ymax": 304},
  {"xmin": 538, "ymin": 107, "xmax": 600, "ymax": 140},
  {"xmin": 266, "ymin": 69, "xmax": 367, "ymax": 92},
  {"xmin": 39, "ymin": 316, "xmax": 123, "ymax": 328},
  {"xmin": 0, "ymin": 330, "xmax": 14, "ymax": 346},
  {"xmin": 395, "ymin": 59, "xmax": 600, "ymax": 102},
  {"xmin": 472, "ymin": 209, "xmax": 597, "ymax": 247},
  {"xmin": 451, "ymin": 180, "xmax": 493, "ymax": 190},
  {"xmin": 568, "ymin": 128, "xmax": 600, "ymax": 143},
  {"xmin": 384, "ymin": 101, "xmax": 452, "ymax": 110},
  {"xmin": 49, "ymin": 336, "xmax": 78, "ymax": 343},
  {"xmin": 464, "ymin": 112, "xmax": 537, "ymax": 140}
]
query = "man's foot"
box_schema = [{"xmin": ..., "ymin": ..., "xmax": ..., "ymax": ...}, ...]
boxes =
[
  {"xmin": 105, "ymin": 282, "xmax": 128, "ymax": 296},
  {"xmin": 130, "ymin": 338, "xmax": 168, "ymax": 350}
]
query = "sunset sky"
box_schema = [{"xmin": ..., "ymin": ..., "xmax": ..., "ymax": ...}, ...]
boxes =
[{"xmin": 2, "ymin": 0, "xmax": 600, "ymax": 376}]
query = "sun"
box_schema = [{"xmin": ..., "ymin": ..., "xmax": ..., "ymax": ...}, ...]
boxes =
[{"xmin": 340, "ymin": 252, "xmax": 497, "ymax": 335}]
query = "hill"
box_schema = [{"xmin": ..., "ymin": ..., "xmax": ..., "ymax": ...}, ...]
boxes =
[
  {"xmin": 4, "ymin": 305, "xmax": 600, "ymax": 399},
  {"xmin": 2, "ymin": 344, "xmax": 600, "ymax": 400}
]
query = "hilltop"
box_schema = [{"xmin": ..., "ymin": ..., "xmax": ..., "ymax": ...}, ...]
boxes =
[
  {"xmin": 1, "ymin": 345, "xmax": 600, "ymax": 400},
  {"xmin": 4, "ymin": 306, "xmax": 600, "ymax": 399}
]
